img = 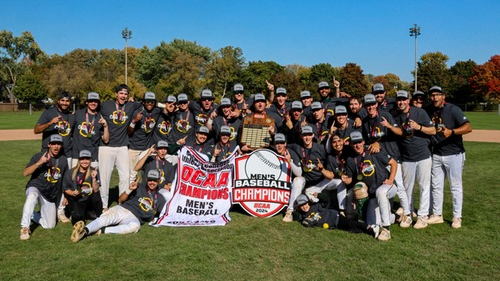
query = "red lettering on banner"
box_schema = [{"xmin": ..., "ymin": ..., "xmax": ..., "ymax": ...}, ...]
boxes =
[{"xmin": 180, "ymin": 166, "xmax": 230, "ymax": 188}]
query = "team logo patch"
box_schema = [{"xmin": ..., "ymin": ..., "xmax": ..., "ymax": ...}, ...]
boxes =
[
  {"xmin": 79, "ymin": 122, "xmax": 95, "ymax": 138},
  {"xmin": 111, "ymin": 110, "xmax": 128, "ymax": 125},
  {"xmin": 176, "ymin": 120, "xmax": 192, "ymax": 133},
  {"xmin": 139, "ymin": 197, "xmax": 154, "ymax": 212},
  {"xmin": 78, "ymin": 182, "xmax": 93, "ymax": 197},
  {"xmin": 196, "ymin": 114, "xmax": 208, "ymax": 126},
  {"xmin": 143, "ymin": 117, "xmax": 156, "ymax": 133},
  {"xmin": 233, "ymin": 149, "xmax": 291, "ymax": 218},
  {"xmin": 158, "ymin": 120, "xmax": 172, "ymax": 135},
  {"xmin": 56, "ymin": 120, "xmax": 71, "ymax": 136},
  {"xmin": 361, "ymin": 160, "xmax": 375, "ymax": 177},
  {"xmin": 45, "ymin": 167, "xmax": 62, "ymax": 183}
]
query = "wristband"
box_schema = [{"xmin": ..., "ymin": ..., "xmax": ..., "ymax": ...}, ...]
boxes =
[
  {"xmin": 419, "ymin": 125, "xmax": 422, "ymax": 131},
  {"xmin": 125, "ymin": 188, "xmax": 133, "ymax": 195},
  {"xmin": 129, "ymin": 122, "xmax": 136, "ymax": 128},
  {"xmin": 452, "ymin": 129, "xmax": 455, "ymax": 135}
]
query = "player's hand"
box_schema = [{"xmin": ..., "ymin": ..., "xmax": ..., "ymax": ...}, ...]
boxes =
[
  {"xmin": 268, "ymin": 126, "xmax": 275, "ymax": 136},
  {"xmin": 38, "ymin": 151, "xmax": 50, "ymax": 165},
  {"xmin": 368, "ymin": 142, "xmax": 380, "ymax": 154},
  {"xmin": 148, "ymin": 144, "xmax": 156, "ymax": 155},
  {"xmin": 333, "ymin": 76, "xmax": 340, "ymax": 88},
  {"xmin": 98, "ymin": 116, "xmax": 108, "ymax": 128},
  {"xmin": 213, "ymin": 146, "xmax": 221, "ymax": 157},
  {"xmin": 442, "ymin": 125, "xmax": 453, "ymax": 138},
  {"xmin": 380, "ymin": 117, "xmax": 390, "ymax": 128},
  {"xmin": 133, "ymin": 111, "xmax": 143, "ymax": 123},
  {"xmin": 177, "ymin": 136, "xmax": 188, "ymax": 146},
  {"xmin": 383, "ymin": 178, "xmax": 394, "ymax": 186},
  {"xmin": 329, "ymin": 120, "xmax": 337, "ymax": 133},
  {"xmin": 165, "ymin": 183, "xmax": 172, "ymax": 191},
  {"xmin": 341, "ymin": 174, "xmax": 349, "ymax": 183},
  {"xmin": 265, "ymin": 80, "xmax": 274, "ymax": 92},
  {"xmin": 91, "ymin": 169, "xmax": 98, "ymax": 179},
  {"xmin": 209, "ymin": 110, "xmax": 218, "ymax": 120},
  {"xmin": 129, "ymin": 182, "xmax": 138, "ymax": 191},
  {"xmin": 408, "ymin": 119, "xmax": 420, "ymax": 130},
  {"xmin": 50, "ymin": 116, "xmax": 61, "ymax": 125},
  {"xmin": 316, "ymin": 158, "xmax": 324, "ymax": 171}
]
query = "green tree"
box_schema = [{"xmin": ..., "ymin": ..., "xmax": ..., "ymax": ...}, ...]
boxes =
[
  {"xmin": 15, "ymin": 71, "xmax": 47, "ymax": 104},
  {"xmin": 372, "ymin": 73, "xmax": 404, "ymax": 97},
  {"xmin": 0, "ymin": 30, "xmax": 44, "ymax": 103},
  {"xmin": 339, "ymin": 63, "xmax": 369, "ymax": 97},
  {"xmin": 415, "ymin": 51, "xmax": 450, "ymax": 93},
  {"xmin": 240, "ymin": 61, "xmax": 284, "ymax": 95},
  {"xmin": 269, "ymin": 68, "xmax": 304, "ymax": 101},
  {"xmin": 205, "ymin": 46, "xmax": 245, "ymax": 99},
  {"xmin": 309, "ymin": 63, "xmax": 340, "ymax": 87},
  {"xmin": 447, "ymin": 60, "xmax": 477, "ymax": 104}
]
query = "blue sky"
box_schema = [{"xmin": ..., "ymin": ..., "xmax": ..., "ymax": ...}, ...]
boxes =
[{"xmin": 2, "ymin": 0, "xmax": 499, "ymax": 82}]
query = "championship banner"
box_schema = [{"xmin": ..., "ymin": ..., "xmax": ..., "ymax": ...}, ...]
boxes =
[
  {"xmin": 233, "ymin": 149, "xmax": 291, "ymax": 218},
  {"xmin": 154, "ymin": 146, "xmax": 237, "ymax": 227}
]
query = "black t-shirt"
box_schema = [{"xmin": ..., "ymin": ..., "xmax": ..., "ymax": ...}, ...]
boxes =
[
  {"xmin": 345, "ymin": 150, "xmax": 392, "ymax": 194},
  {"xmin": 308, "ymin": 116, "xmax": 333, "ymax": 144},
  {"xmin": 169, "ymin": 109, "xmax": 196, "ymax": 145},
  {"xmin": 122, "ymin": 184, "xmax": 166, "ymax": 224},
  {"xmin": 296, "ymin": 193, "xmax": 339, "ymax": 228},
  {"xmin": 100, "ymin": 100, "xmax": 140, "ymax": 147},
  {"xmin": 37, "ymin": 106, "xmax": 75, "ymax": 157},
  {"xmin": 267, "ymin": 102, "xmax": 292, "ymax": 126},
  {"xmin": 141, "ymin": 155, "xmax": 176, "ymax": 190},
  {"xmin": 72, "ymin": 109, "xmax": 104, "ymax": 160},
  {"xmin": 189, "ymin": 102, "xmax": 217, "ymax": 130},
  {"xmin": 129, "ymin": 107, "xmax": 162, "ymax": 150},
  {"xmin": 378, "ymin": 98, "xmax": 398, "ymax": 116},
  {"xmin": 62, "ymin": 167, "xmax": 99, "ymax": 202},
  {"xmin": 212, "ymin": 116, "xmax": 243, "ymax": 148},
  {"xmin": 325, "ymin": 152, "xmax": 348, "ymax": 180},
  {"xmin": 25, "ymin": 152, "xmax": 68, "ymax": 202},
  {"xmin": 185, "ymin": 138, "xmax": 215, "ymax": 159},
  {"xmin": 361, "ymin": 111, "xmax": 401, "ymax": 161},
  {"xmin": 395, "ymin": 107, "xmax": 433, "ymax": 161},
  {"xmin": 426, "ymin": 103, "xmax": 469, "ymax": 156},
  {"xmin": 288, "ymin": 143, "xmax": 327, "ymax": 186},
  {"xmin": 152, "ymin": 112, "xmax": 175, "ymax": 144}
]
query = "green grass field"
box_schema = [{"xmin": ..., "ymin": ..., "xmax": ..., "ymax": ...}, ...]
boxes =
[
  {"xmin": 0, "ymin": 140, "xmax": 499, "ymax": 280},
  {"xmin": 0, "ymin": 110, "xmax": 499, "ymax": 130}
]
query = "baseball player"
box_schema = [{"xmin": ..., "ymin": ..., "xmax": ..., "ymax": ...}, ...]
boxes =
[
  {"xmin": 267, "ymin": 87, "xmax": 292, "ymax": 128},
  {"xmin": 134, "ymin": 140, "xmax": 176, "ymax": 204},
  {"xmin": 362, "ymin": 93, "xmax": 411, "ymax": 228},
  {"xmin": 98, "ymin": 84, "xmax": 141, "ymax": 211},
  {"xmin": 344, "ymin": 131, "xmax": 398, "ymax": 241},
  {"xmin": 189, "ymin": 89, "xmax": 218, "ymax": 131},
  {"xmin": 271, "ymin": 133, "xmax": 303, "ymax": 223},
  {"xmin": 169, "ymin": 93, "xmax": 196, "ymax": 147},
  {"xmin": 300, "ymin": 90, "xmax": 314, "ymax": 120},
  {"xmin": 309, "ymin": 101, "xmax": 333, "ymax": 144},
  {"xmin": 294, "ymin": 193, "xmax": 379, "ymax": 237},
  {"xmin": 287, "ymin": 126, "xmax": 337, "ymax": 203},
  {"xmin": 371, "ymin": 83, "xmax": 398, "ymax": 116},
  {"xmin": 63, "ymin": 150, "xmax": 102, "ymax": 225},
  {"xmin": 128, "ymin": 92, "xmax": 162, "ymax": 183},
  {"xmin": 425, "ymin": 86, "xmax": 472, "ymax": 228},
  {"xmin": 71, "ymin": 92, "xmax": 109, "ymax": 168},
  {"xmin": 208, "ymin": 98, "xmax": 243, "ymax": 149},
  {"xmin": 71, "ymin": 170, "xmax": 166, "ymax": 242},
  {"xmin": 20, "ymin": 135, "xmax": 68, "ymax": 240},
  {"xmin": 211, "ymin": 126, "xmax": 240, "ymax": 163},
  {"xmin": 391, "ymin": 90, "xmax": 436, "ymax": 229},
  {"xmin": 282, "ymin": 100, "xmax": 307, "ymax": 145}
]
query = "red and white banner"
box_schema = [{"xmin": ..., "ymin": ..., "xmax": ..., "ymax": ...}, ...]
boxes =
[
  {"xmin": 154, "ymin": 146, "xmax": 237, "ymax": 227},
  {"xmin": 233, "ymin": 149, "xmax": 291, "ymax": 218}
]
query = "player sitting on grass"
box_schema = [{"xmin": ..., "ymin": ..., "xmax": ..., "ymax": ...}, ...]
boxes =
[
  {"xmin": 71, "ymin": 170, "xmax": 165, "ymax": 242},
  {"xmin": 293, "ymin": 193, "xmax": 379, "ymax": 238}
]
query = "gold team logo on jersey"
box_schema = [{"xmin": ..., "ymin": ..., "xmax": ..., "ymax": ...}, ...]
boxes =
[
  {"xmin": 229, "ymin": 127, "xmax": 237, "ymax": 141},
  {"xmin": 158, "ymin": 120, "xmax": 172, "ymax": 135},
  {"xmin": 142, "ymin": 117, "xmax": 156, "ymax": 134},
  {"xmin": 110, "ymin": 110, "xmax": 127, "ymax": 125},
  {"xmin": 196, "ymin": 113, "xmax": 208, "ymax": 126},
  {"xmin": 158, "ymin": 169, "xmax": 165, "ymax": 185},
  {"xmin": 370, "ymin": 127, "xmax": 384, "ymax": 141},
  {"xmin": 78, "ymin": 182, "xmax": 93, "ymax": 196},
  {"xmin": 361, "ymin": 160, "xmax": 375, "ymax": 177},
  {"xmin": 138, "ymin": 197, "xmax": 154, "ymax": 212},
  {"xmin": 301, "ymin": 159, "xmax": 316, "ymax": 173},
  {"xmin": 432, "ymin": 117, "xmax": 444, "ymax": 132},
  {"xmin": 176, "ymin": 119, "xmax": 192, "ymax": 133},
  {"xmin": 79, "ymin": 122, "xmax": 95, "ymax": 138},
  {"xmin": 403, "ymin": 122, "xmax": 414, "ymax": 138},
  {"xmin": 56, "ymin": 120, "xmax": 71, "ymax": 137},
  {"xmin": 45, "ymin": 167, "xmax": 62, "ymax": 183}
]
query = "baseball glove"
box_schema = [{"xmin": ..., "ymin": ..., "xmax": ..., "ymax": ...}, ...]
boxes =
[{"xmin": 353, "ymin": 181, "xmax": 369, "ymax": 200}]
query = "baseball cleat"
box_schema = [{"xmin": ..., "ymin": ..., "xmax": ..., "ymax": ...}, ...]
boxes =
[
  {"xmin": 282, "ymin": 210, "xmax": 293, "ymax": 222},
  {"xmin": 71, "ymin": 221, "xmax": 86, "ymax": 243},
  {"xmin": 20, "ymin": 227, "xmax": 31, "ymax": 241},
  {"xmin": 451, "ymin": 217, "xmax": 462, "ymax": 229},
  {"xmin": 377, "ymin": 228, "xmax": 391, "ymax": 241},
  {"xmin": 58, "ymin": 209, "xmax": 70, "ymax": 223},
  {"xmin": 427, "ymin": 214, "xmax": 444, "ymax": 225},
  {"xmin": 399, "ymin": 215, "xmax": 412, "ymax": 228},
  {"xmin": 413, "ymin": 216, "xmax": 428, "ymax": 229}
]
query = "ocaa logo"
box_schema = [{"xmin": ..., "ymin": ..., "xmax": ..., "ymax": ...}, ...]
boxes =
[{"xmin": 233, "ymin": 149, "xmax": 291, "ymax": 218}]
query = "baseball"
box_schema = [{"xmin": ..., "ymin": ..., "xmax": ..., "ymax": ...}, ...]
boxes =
[{"xmin": 244, "ymin": 150, "xmax": 283, "ymax": 181}]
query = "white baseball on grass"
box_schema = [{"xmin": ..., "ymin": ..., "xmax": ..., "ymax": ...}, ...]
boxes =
[{"xmin": 244, "ymin": 150, "xmax": 283, "ymax": 180}]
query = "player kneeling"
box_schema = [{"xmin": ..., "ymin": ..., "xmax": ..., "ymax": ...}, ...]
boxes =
[
  {"xmin": 71, "ymin": 170, "xmax": 165, "ymax": 242},
  {"xmin": 294, "ymin": 193, "xmax": 379, "ymax": 238}
]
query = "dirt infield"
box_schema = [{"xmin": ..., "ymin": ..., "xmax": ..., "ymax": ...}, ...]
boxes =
[{"xmin": 0, "ymin": 129, "xmax": 499, "ymax": 143}]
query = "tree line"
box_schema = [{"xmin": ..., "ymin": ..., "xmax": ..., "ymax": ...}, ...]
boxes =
[{"xmin": 1, "ymin": 30, "xmax": 499, "ymax": 108}]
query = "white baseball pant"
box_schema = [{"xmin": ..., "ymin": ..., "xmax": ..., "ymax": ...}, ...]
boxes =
[
  {"xmin": 85, "ymin": 205, "xmax": 140, "ymax": 235},
  {"xmin": 21, "ymin": 187, "xmax": 57, "ymax": 229},
  {"xmin": 98, "ymin": 146, "xmax": 130, "ymax": 209},
  {"xmin": 431, "ymin": 153, "xmax": 465, "ymax": 219},
  {"xmin": 402, "ymin": 157, "xmax": 432, "ymax": 217}
]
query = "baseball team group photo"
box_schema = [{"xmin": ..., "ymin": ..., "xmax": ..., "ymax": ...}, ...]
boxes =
[{"xmin": 2, "ymin": 1, "xmax": 500, "ymax": 280}]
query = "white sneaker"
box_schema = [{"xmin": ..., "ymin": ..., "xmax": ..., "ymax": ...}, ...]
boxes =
[
  {"xmin": 20, "ymin": 227, "xmax": 30, "ymax": 240},
  {"xmin": 451, "ymin": 217, "xmax": 462, "ymax": 229},
  {"xmin": 413, "ymin": 216, "xmax": 428, "ymax": 229},
  {"xmin": 368, "ymin": 225, "xmax": 380, "ymax": 238},
  {"xmin": 282, "ymin": 210, "xmax": 293, "ymax": 222},
  {"xmin": 427, "ymin": 214, "xmax": 444, "ymax": 224}
]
